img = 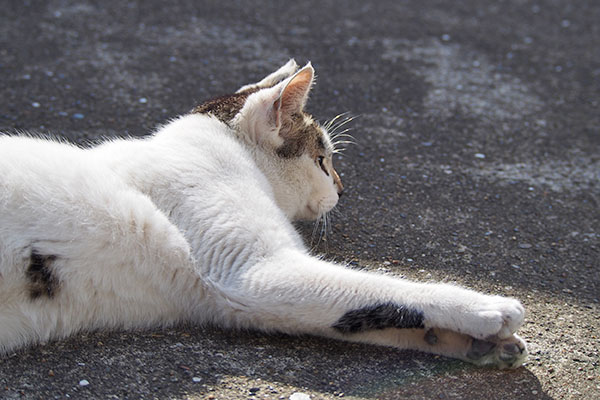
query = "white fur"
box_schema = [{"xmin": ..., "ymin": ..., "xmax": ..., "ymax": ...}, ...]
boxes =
[{"xmin": 0, "ymin": 61, "xmax": 526, "ymax": 368}]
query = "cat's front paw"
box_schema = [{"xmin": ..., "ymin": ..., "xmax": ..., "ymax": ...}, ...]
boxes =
[
  {"xmin": 459, "ymin": 296, "xmax": 525, "ymax": 340},
  {"xmin": 466, "ymin": 334, "xmax": 528, "ymax": 369}
]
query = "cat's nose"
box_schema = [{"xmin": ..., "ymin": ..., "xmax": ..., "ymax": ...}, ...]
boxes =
[{"xmin": 337, "ymin": 189, "xmax": 344, "ymax": 198}]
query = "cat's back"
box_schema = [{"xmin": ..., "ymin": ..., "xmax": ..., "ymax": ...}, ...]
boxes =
[
  {"xmin": 0, "ymin": 135, "xmax": 91, "ymax": 186},
  {"xmin": 0, "ymin": 135, "xmax": 129, "ymax": 236}
]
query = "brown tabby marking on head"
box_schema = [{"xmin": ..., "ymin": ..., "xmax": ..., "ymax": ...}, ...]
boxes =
[
  {"xmin": 277, "ymin": 113, "xmax": 327, "ymax": 159},
  {"xmin": 192, "ymin": 89, "xmax": 258, "ymax": 124}
]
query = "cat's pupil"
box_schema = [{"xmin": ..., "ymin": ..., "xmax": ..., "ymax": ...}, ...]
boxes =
[{"xmin": 317, "ymin": 156, "xmax": 329, "ymax": 176}]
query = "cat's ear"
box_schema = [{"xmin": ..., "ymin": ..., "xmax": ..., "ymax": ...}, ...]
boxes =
[
  {"xmin": 236, "ymin": 59, "xmax": 299, "ymax": 93},
  {"xmin": 234, "ymin": 62, "xmax": 315, "ymax": 147},
  {"xmin": 273, "ymin": 62, "xmax": 314, "ymax": 120}
]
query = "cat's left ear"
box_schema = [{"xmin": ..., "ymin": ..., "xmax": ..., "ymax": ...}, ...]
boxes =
[
  {"xmin": 272, "ymin": 62, "xmax": 314, "ymax": 124},
  {"xmin": 234, "ymin": 63, "xmax": 315, "ymax": 147}
]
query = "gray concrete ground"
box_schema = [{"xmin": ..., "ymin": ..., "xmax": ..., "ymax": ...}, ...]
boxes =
[{"xmin": 1, "ymin": 1, "xmax": 598, "ymax": 399}]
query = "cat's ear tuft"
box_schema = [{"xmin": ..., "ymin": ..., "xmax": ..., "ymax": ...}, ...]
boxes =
[{"xmin": 237, "ymin": 59, "xmax": 299, "ymax": 93}]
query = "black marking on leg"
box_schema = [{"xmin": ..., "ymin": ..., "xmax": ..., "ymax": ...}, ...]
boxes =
[
  {"xmin": 424, "ymin": 328, "xmax": 438, "ymax": 345},
  {"xmin": 26, "ymin": 250, "xmax": 59, "ymax": 300},
  {"xmin": 467, "ymin": 338, "xmax": 496, "ymax": 360},
  {"xmin": 332, "ymin": 302, "xmax": 425, "ymax": 334}
]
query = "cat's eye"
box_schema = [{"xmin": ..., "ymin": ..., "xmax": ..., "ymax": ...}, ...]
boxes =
[{"xmin": 317, "ymin": 156, "xmax": 329, "ymax": 176}]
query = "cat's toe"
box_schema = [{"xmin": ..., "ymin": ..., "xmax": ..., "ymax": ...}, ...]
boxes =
[
  {"xmin": 498, "ymin": 335, "xmax": 527, "ymax": 366},
  {"xmin": 470, "ymin": 296, "xmax": 525, "ymax": 339},
  {"xmin": 467, "ymin": 334, "xmax": 528, "ymax": 369},
  {"xmin": 494, "ymin": 297, "xmax": 525, "ymax": 338}
]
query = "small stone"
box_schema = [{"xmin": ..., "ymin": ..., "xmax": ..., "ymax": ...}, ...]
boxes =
[
  {"xmin": 72, "ymin": 113, "xmax": 85, "ymax": 119},
  {"xmin": 441, "ymin": 34, "xmax": 451, "ymax": 41},
  {"xmin": 290, "ymin": 393, "xmax": 310, "ymax": 400},
  {"xmin": 139, "ymin": 97, "xmax": 148, "ymax": 104},
  {"xmin": 79, "ymin": 379, "xmax": 89, "ymax": 386},
  {"xmin": 519, "ymin": 243, "xmax": 532, "ymax": 249},
  {"xmin": 249, "ymin": 387, "xmax": 260, "ymax": 394},
  {"xmin": 192, "ymin": 377, "xmax": 201, "ymax": 383},
  {"xmin": 474, "ymin": 153, "xmax": 486, "ymax": 159},
  {"xmin": 31, "ymin": 102, "xmax": 40, "ymax": 108}
]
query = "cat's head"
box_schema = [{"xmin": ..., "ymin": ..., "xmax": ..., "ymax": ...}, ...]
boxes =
[{"xmin": 193, "ymin": 59, "xmax": 343, "ymax": 221}]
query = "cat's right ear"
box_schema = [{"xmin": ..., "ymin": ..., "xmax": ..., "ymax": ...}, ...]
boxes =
[{"xmin": 236, "ymin": 59, "xmax": 299, "ymax": 93}]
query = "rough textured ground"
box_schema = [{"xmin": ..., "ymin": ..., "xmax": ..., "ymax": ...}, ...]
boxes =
[{"xmin": 1, "ymin": 0, "xmax": 598, "ymax": 399}]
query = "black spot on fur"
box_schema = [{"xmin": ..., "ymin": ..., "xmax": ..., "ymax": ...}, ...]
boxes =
[
  {"xmin": 26, "ymin": 250, "xmax": 59, "ymax": 300},
  {"xmin": 332, "ymin": 302, "xmax": 425, "ymax": 334},
  {"xmin": 424, "ymin": 328, "xmax": 438, "ymax": 345}
]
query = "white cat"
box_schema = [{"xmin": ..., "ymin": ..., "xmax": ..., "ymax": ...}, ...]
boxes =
[{"xmin": 0, "ymin": 59, "xmax": 527, "ymax": 368}]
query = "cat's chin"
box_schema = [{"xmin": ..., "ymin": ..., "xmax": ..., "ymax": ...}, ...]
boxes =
[{"xmin": 293, "ymin": 204, "xmax": 321, "ymax": 222}]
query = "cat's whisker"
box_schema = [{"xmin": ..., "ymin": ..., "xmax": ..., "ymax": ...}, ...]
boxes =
[
  {"xmin": 328, "ymin": 113, "xmax": 355, "ymax": 129},
  {"xmin": 330, "ymin": 131, "xmax": 356, "ymax": 141},
  {"xmin": 332, "ymin": 134, "xmax": 357, "ymax": 143},
  {"xmin": 318, "ymin": 211, "xmax": 331, "ymax": 254},
  {"xmin": 323, "ymin": 112, "xmax": 352, "ymax": 131},
  {"xmin": 310, "ymin": 214, "xmax": 322, "ymax": 248},
  {"xmin": 332, "ymin": 140, "xmax": 357, "ymax": 148},
  {"xmin": 330, "ymin": 131, "xmax": 356, "ymax": 144},
  {"xmin": 328, "ymin": 115, "xmax": 358, "ymax": 137}
]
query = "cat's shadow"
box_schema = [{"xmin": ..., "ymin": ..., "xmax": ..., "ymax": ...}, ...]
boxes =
[{"xmin": 2, "ymin": 326, "xmax": 550, "ymax": 399}]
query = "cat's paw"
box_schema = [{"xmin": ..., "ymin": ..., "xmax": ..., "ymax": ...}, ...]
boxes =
[
  {"xmin": 459, "ymin": 296, "xmax": 525, "ymax": 340},
  {"xmin": 466, "ymin": 334, "xmax": 528, "ymax": 369}
]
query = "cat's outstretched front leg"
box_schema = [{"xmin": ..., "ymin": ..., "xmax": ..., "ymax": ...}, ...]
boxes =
[{"xmin": 209, "ymin": 249, "xmax": 527, "ymax": 368}]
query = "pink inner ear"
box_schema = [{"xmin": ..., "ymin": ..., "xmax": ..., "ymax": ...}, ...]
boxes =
[{"xmin": 280, "ymin": 68, "xmax": 313, "ymax": 113}]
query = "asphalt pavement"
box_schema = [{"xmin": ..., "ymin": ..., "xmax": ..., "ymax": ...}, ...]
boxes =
[{"xmin": 1, "ymin": 1, "xmax": 598, "ymax": 399}]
